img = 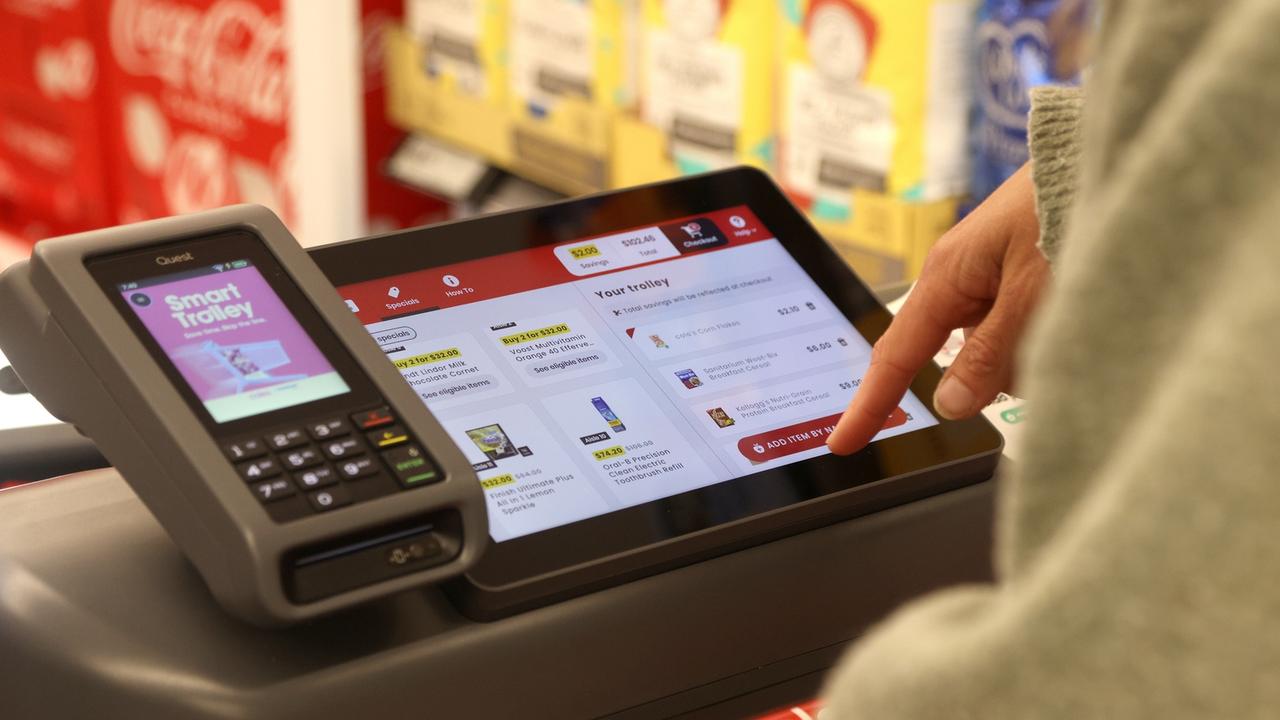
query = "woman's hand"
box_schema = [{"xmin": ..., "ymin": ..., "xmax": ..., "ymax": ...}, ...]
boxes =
[{"xmin": 827, "ymin": 163, "xmax": 1050, "ymax": 455}]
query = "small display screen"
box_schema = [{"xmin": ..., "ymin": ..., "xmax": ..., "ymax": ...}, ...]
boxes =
[
  {"xmin": 118, "ymin": 259, "xmax": 350, "ymax": 423},
  {"xmin": 336, "ymin": 205, "xmax": 938, "ymax": 542}
]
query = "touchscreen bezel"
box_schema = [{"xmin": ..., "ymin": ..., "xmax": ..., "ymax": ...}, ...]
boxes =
[
  {"xmin": 309, "ymin": 167, "xmax": 1002, "ymax": 590},
  {"xmin": 87, "ymin": 231, "xmax": 384, "ymax": 439}
]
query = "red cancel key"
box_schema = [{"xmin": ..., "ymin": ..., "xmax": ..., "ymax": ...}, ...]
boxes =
[{"xmin": 737, "ymin": 408, "xmax": 908, "ymax": 463}]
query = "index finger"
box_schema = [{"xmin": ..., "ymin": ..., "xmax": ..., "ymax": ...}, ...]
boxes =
[{"xmin": 826, "ymin": 284, "xmax": 961, "ymax": 454}]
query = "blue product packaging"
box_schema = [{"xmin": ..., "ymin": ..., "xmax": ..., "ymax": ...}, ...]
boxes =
[{"xmin": 971, "ymin": 0, "xmax": 1090, "ymax": 202}]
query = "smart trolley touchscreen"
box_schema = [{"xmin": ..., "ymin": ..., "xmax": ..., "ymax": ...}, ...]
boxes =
[
  {"xmin": 117, "ymin": 259, "xmax": 350, "ymax": 423},
  {"xmin": 338, "ymin": 206, "xmax": 938, "ymax": 542}
]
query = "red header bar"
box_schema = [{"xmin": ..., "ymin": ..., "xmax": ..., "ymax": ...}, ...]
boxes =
[{"xmin": 338, "ymin": 206, "xmax": 771, "ymax": 324}]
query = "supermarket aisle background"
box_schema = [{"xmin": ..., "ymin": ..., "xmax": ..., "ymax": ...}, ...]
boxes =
[{"xmin": 0, "ymin": 0, "xmax": 1091, "ymax": 286}]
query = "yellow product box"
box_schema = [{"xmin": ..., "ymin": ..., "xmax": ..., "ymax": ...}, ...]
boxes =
[
  {"xmin": 777, "ymin": 0, "xmax": 975, "ymax": 236},
  {"xmin": 506, "ymin": 0, "xmax": 641, "ymax": 193},
  {"xmin": 819, "ymin": 192, "xmax": 959, "ymax": 283},
  {"xmin": 406, "ymin": 0, "xmax": 508, "ymax": 103},
  {"xmin": 391, "ymin": 0, "xmax": 511, "ymax": 160},
  {"xmin": 616, "ymin": 0, "xmax": 777, "ymax": 185}
]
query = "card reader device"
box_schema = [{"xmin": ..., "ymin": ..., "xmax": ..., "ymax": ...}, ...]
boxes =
[{"xmin": 0, "ymin": 205, "xmax": 486, "ymax": 626}]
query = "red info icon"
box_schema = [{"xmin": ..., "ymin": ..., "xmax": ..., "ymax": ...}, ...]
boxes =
[{"xmin": 737, "ymin": 408, "xmax": 908, "ymax": 462}]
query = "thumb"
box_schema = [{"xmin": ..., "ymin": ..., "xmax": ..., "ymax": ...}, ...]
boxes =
[{"xmin": 932, "ymin": 291, "xmax": 1028, "ymax": 419}]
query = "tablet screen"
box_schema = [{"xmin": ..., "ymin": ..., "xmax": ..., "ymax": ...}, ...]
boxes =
[{"xmin": 337, "ymin": 206, "xmax": 937, "ymax": 542}]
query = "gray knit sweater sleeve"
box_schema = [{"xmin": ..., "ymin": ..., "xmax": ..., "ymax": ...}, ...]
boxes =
[
  {"xmin": 1027, "ymin": 85, "xmax": 1085, "ymax": 263},
  {"xmin": 823, "ymin": 1, "xmax": 1280, "ymax": 717}
]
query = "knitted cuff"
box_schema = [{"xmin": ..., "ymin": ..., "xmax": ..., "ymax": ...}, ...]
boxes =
[{"xmin": 1028, "ymin": 85, "xmax": 1086, "ymax": 265}]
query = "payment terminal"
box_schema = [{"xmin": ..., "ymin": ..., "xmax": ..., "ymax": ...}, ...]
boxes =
[
  {"xmin": 0, "ymin": 205, "xmax": 486, "ymax": 626},
  {"xmin": 0, "ymin": 171, "xmax": 1005, "ymax": 718}
]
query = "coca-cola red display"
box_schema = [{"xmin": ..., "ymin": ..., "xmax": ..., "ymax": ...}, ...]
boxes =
[
  {"xmin": 0, "ymin": 0, "xmax": 114, "ymax": 241},
  {"xmin": 0, "ymin": 0, "xmax": 448, "ymax": 247},
  {"xmin": 104, "ymin": 0, "xmax": 294, "ymax": 226}
]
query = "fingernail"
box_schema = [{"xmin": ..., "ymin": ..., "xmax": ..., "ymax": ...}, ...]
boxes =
[{"xmin": 934, "ymin": 376, "xmax": 975, "ymax": 420}]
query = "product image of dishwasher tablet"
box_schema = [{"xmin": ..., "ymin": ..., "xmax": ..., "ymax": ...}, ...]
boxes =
[
  {"xmin": 0, "ymin": 206, "xmax": 487, "ymax": 626},
  {"xmin": 314, "ymin": 168, "xmax": 1003, "ymax": 619}
]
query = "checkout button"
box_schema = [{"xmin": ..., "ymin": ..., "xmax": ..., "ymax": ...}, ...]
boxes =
[{"xmin": 737, "ymin": 408, "xmax": 908, "ymax": 462}]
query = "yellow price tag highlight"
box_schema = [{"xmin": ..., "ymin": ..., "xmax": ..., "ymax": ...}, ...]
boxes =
[
  {"xmin": 480, "ymin": 474, "xmax": 516, "ymax": 490},
  {"xmin": 569, "ymin": 244, "xmax": 602, "ymax": 259},
  {"xmin": 500, "ymin": 323, "xmax": 571, "ymax": 346},
  {"xmin": 593, "ymin": 446, "xmax": 626, "ymax": 461},
  {"xmin": 393, "ymin": 347, "xmax": 462, "ymax": 369}
]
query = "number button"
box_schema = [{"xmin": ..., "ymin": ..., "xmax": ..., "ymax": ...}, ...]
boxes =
[
  {"xmin": 266, "ymin": 428, "xmax": 307, "ymax": 450},
  {"xmin": 366, "ymin": 424, "xmax": 409, "ymax": 449},
  {"xmin": 252, "ymin": 478, "xmax": 295, "ymax": 503},
  {"xmin": 351, "ymin": 406, "xmax": 395, "ymax": 430},
  {"xmin": 281, "ymin": 446, "xmax": 322, "ymax": 470},
  {"xmin": 294, "ymin": 465, "xmax": 337, "ymax": 490},
  {"xmin": 322, "ymin": 436, "xmax": 364, "ymax": 460},
  {"xmin": 307, "ymin": 485, "xmax": 351, "ymax": 513},
  {"xmin": 237, "ymin": 457, "xmax": 281, "ymax": 482},
  {"xmin": 336, "ymin": 456, "xmax": 378, "ymax": 480},
  {"xmin": 381, "ymin": 443, "xmax": 439, "ymax": 487},
  {"xmin": 307, "ymin": 418, "xmax": 350, "ymax": 440},
  {"xmin": 223, "ymin": 438, "xmax": 265, "ymax": 461}
]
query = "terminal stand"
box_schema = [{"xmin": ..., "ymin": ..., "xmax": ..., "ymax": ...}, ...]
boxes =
[{"xmin": 0, "ymin": 468, "xmax": 994, "ymax": 719}]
